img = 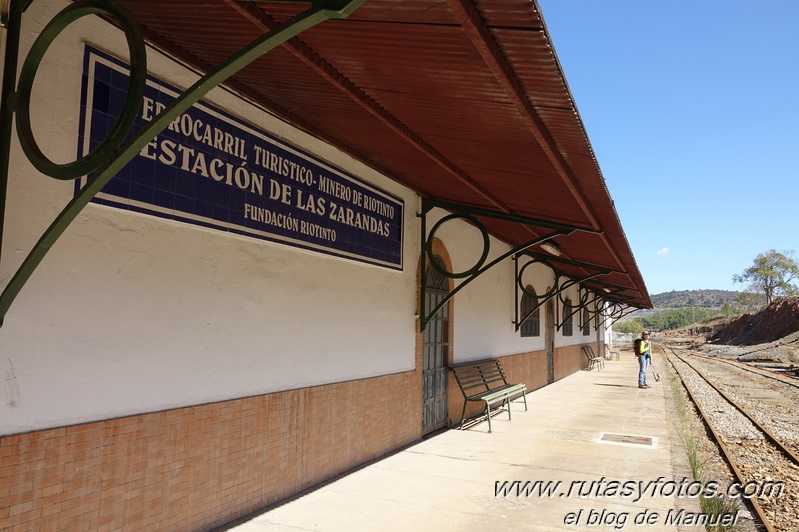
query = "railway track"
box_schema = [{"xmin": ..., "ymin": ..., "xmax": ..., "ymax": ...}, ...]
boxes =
[
  {"xmin": 688, "ymin": 351, "xmax": 799, "ymax": 392},
  {"xmin": 660, "ymin": 343, "xmax": 799, "ymax": 531}
]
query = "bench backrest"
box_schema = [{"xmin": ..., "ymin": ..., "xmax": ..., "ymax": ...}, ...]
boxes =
[
  {"xmin": 582, "ymin": 345, "xmax": 597, "ymax": 359},
  {"xmin": 449, "ymin": 360, "xmax": 510, "ymax": 399}
]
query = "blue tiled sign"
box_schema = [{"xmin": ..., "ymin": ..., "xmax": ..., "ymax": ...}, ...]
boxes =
[{"xmin": 77, "ymin": 46, "xmax": 404, "ymax": 270}]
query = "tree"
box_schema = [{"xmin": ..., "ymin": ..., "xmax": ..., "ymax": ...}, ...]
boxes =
[
  {"xmin": 614, "ymin": 319, "xmax": 644, "ymax": 335},
  {"xmin": 735, "ymin": 291, "xmax": 765, "ymax": 312},
  {"xmin": 732, "ymin": 249, "xmax": 799, "ymax": 306}
]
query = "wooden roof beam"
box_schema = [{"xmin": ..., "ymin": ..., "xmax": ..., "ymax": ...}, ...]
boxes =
[
  {"xmin": 447, "ymin": 0, "xmax": 630, "ymax": 273},
  {"xmin": 223, "ymin": 0, "xmax": 519, "ymax": 215}
]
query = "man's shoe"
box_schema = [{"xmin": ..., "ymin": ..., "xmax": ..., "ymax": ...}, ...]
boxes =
[{"xmin": 638, "ymin": 384, "xmax": 648, "ymax": 389}]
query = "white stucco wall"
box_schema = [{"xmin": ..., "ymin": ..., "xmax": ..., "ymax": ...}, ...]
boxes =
[
  {"xmin": 425, "ymin": 209, "xmax": 599, "ymax": 362},
  {"xmin": 0, "ymin": 1, "xmax": 605, "ymax": 436},
  {"xmin": 556, "ymin": 282, "xmax": 593, "ymax": 347},
  {"xmin": 0, "ymin": 2, "xmax": 417, "ymax": 435},
  {"xmin": 425, "ymin": 210, "xmax": 524, "ymax": 359},
  {"xmin": 424, "ymin": 210, "xmax": 512, "ymax": 360}
]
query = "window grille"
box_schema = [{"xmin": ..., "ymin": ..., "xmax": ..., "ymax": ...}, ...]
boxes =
[
  {"xmin": 582, "ymin": 308, "xmax": 590, "ymax": 336},
  {"xmin": 563, "ymin": 298, "xmax": 573, "ymax": 336},
  {"xmin": 520, "ymin": 285, "xmax": 540, "ymax": 337}
]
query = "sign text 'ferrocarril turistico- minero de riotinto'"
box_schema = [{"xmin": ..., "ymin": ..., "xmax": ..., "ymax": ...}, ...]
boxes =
[{"xmin": 77, "ymin": 47, "xmax": 403, "ymax": 269}]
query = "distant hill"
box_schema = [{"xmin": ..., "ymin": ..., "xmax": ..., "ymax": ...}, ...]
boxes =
[{"xmin": 651, "ymin": 289, "xmax": 740, "ymax": 309}]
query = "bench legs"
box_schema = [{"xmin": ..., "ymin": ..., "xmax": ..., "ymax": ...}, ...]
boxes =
[
  {"xmin": 487, "ymin": 397, "xmax": 517, "ymax": 433},
  {"xmin": 459, "ymin": 390, "xmax": 528, "ymax": 433},
  {"xmin": 505, "ymin": 392, "xmax": 529, "ymax": 422},
  {"xmin": 460, "ymin": 400, "xmax": 500, "ymax": 432},
  {"xmin": 587, "ymin": 357, "xmax": 604, "ymax": 371}
]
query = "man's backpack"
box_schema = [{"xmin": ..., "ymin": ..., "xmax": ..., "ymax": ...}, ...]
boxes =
[{"xmin": 633, "ymin": 338, "xmax": 642, "ymax": 356}]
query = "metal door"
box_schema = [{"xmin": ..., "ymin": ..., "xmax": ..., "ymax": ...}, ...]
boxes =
[
  {"xmin": 546, "ymin": 299, "xmax": 555, "ymax": 384},
  {"xmin": 423, "ymin": 258, "xmax": 449, "ymax": 434}
]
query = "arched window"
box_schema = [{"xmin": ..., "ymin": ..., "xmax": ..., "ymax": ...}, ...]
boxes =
[
  {"xmin": 425, "ymin": 255, "xmax": 449, "ymax": 292},
  {"xmin": 520, "ymin": 285, "xmax": 540, "ymax": 337},
  {"xmin": 582, "ymin": 308, "xmax": 590, "ymax": 336},
  {"xmin": 563, "ymin": 298, "xmax": 573, "ymax": 336}
]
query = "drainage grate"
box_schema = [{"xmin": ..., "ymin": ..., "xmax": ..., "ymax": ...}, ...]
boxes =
[{"xmin": 601, "ymin": 433, "xmax": 653, "ymax": 446}]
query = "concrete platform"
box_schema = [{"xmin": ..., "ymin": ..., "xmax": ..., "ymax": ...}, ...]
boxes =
[{"xmin": 220, "ymin": 355, "xmax": 702, "ymax": 531}]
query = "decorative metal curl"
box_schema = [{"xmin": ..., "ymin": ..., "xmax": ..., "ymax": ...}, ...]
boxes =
[
  {"xmin": 0, "ymin": 0, "xmax": 366, "ymax": 327},
  {"xmin": 514, "ymin": 256, "xmax": 560, "ymax": 332},
  {"xmin": 16, "ymin": 0, "xmax": 146, "ymax": 179},
  {"xmin": 581, "ymin": 289, "xmax": 608, "ymax": 322},
  {"xmin": 598, "ymin": 302, "xmax": 639, "ymax": 329},
  {"xmin": 425, "ymin": 212, "xmax": 489, "ymax": 279},
  {"xmin": 517, "ymin": 258, "xmax": 559, "ymax": 301},
  {"xmin": 554, "ymin": 274, "xmax": 605, "ymax": 331},
  {"xmin": 556, "ymin": 291, "xmax": 575, "ymax": 332},
  {"xmin": 576, "ymin": 287, "xmax": 591, "ymax": 329},
  {"xmin": 418, "ymin": 198, "xmax": 596, "ymax": 332}
]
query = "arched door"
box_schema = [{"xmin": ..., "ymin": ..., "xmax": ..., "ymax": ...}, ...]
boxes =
[{"xmin": 422, "ymin": 256, "xmax": 449, "ymax": 434}]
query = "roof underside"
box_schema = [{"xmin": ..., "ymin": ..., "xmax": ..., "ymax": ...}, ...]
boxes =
[{"xmin": 111, "ymin": 0, "xmax": 651, "ymax": 308}]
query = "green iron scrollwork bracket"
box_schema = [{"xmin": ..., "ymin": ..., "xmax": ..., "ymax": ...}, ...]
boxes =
[
  {"xmin": 573, "ymin": 287, "xmax": 592, "ymax": 331},
  {"xmin": 597, "ymin": 303, "xmax": 621, "ymax": 330},
  {"xmin": 555, "ymin": 272, "xmax": 602, "ymax": 330},
  {"xmin": 602, "ymin": 288, "xmax": 638, "ymax": 317},
  {"xmin": 580, "ymin": 281, "xmax": 639, "ymax": 329},
  {"xmin": 581, "ymin": 288, "xmax": 605, "ymax": 320},
  {"xmin": 0, "ymin": 0, "xmax": 366, "ymax": 327},
  {"xmin": 513, "ymin": 255, "xmax": 559, "ymax": 332},
  {"xmin": 580, "ymin": 289, "xmax": 609, "ymax": 328},
  {"xmin": 583, "ymin": 282, "xmax": 632, "ymax": 301},
  {"xmin": 598, "ymin": 302, "xmax": 640, "ymax": 330},
  {"xmin": 514, "ymin": 251, "xmax": 617, "ymax": 332},
  {"xmin": 570, "ymin": 286, "xmax": 609, "ymax": 331},
  {"xmin": 419, "ymin": 198, "xmax": 602, "ymax": 332}
]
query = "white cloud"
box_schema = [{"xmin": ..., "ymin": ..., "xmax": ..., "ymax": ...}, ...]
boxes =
[{"xmin": 656, "ymin": 248, "xmax": 670, "ymax": 256}]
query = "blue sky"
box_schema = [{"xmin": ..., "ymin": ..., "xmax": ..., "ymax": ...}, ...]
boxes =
[{"xmin": 536, "ymin": 1, "xmax": 799, "ymax": 295}]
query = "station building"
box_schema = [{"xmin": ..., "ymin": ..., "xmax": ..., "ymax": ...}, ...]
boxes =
[{"xmin": 0, "ymin": 0, "xmax": 651, "ymax": 529}]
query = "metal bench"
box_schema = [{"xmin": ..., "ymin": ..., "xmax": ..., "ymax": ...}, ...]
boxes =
[
  {"xmin": 448, "ymin": 359, "xmax": 527, "ymax": 433},
  {"xmin": 582, "ymin": 345, "xmax": 604, "ymax": 371}
]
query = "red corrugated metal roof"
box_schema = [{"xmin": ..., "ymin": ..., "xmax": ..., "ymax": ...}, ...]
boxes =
[{"xmin": 115, "ymin": 0, "xmax": 651, "ymax": 308}]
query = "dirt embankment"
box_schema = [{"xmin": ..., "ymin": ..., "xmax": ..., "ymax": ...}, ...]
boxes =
[
  {"xmin": 712, "ymin": 296, "xmax": 799, "ymax": 345},
  {"xmin": 697, "ymin": 297, "xmax": 799, "ymax": 364}
]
